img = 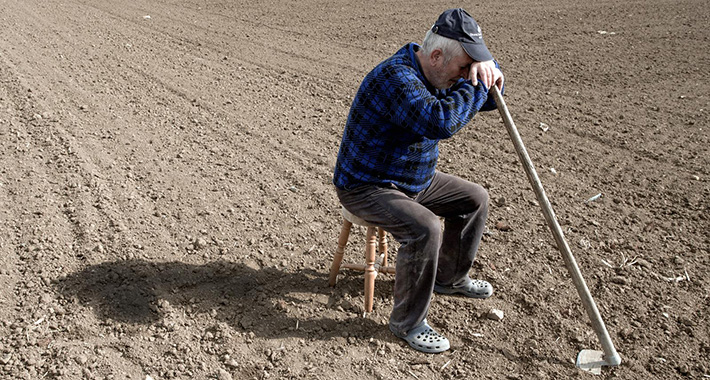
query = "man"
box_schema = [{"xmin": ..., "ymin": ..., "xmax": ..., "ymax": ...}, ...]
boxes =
[{"xmin": 333, "ymin": 8, "xmax": 504, "ymax": 353}]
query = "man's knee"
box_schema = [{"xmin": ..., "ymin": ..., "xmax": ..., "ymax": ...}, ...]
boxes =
[
  {"xmin": 410, "ymin": 213, "xmax": 442, "ymax": 242},
  {"xmin": 464, "ymin": 183, "xmax": 489, "ymax": 211}
]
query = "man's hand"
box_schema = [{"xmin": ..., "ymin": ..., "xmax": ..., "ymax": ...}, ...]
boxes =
[{"xmin": 470, "ymin": 60, "xmax": 504, "ymax": 91}]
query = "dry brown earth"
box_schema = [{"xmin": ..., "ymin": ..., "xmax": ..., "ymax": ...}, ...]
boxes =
[{"xmin": 1, "ymin": 0, "xmax": 708, "ymax": 379}]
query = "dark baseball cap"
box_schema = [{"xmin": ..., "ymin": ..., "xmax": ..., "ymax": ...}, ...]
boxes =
[{"xmin": 431, "ymin": 8, "xmax": 493, "ymax": 62}]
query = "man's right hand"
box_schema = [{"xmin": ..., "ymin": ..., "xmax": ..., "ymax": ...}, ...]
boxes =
[{"xmin": 470, "ymin": 60, "xmax": 504, "ymax": 91}]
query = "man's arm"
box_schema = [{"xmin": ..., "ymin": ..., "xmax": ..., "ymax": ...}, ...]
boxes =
[{"xmin": 377, "ymin": 65, "xmax": 491, "ymax": 140}]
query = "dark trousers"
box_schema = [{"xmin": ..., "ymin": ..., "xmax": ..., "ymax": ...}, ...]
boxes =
[{"xmin": 335, "ymin": 171, "xmax": 489, "ymax": 336}]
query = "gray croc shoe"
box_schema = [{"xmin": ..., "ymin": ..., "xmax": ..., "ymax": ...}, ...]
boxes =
[
  {"xmin": 390, "ymin": 320, "xmax": 450, "ymax": 354},
  {"xmin": 434, "ymin": 277, "xmax": 493, "ymax": 299}
]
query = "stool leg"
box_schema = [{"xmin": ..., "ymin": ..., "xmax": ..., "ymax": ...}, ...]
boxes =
[
  {"xmin": 329, "ymin": 220, "xmax": 352, "ymax": 287},
  {"xmin": 364, "ymin": 226, "xmax": 377, "ymax": 313},
  {"xmin": 377, "ymin": 228, "xmax": 388, "ymax": 267}
]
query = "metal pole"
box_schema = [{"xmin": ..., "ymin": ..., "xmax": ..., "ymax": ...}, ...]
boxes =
[{"xmin": 490, "ymin": 86, "xmax": 621, "ymax": 372}]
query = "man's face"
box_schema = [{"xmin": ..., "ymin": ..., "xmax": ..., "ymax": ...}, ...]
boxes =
[{"xmin": 428, "ymin": 52, "xmax": 474, "ymax": 90}]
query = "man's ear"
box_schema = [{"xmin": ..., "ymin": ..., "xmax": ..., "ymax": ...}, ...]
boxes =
[{"xmin": 430, "ymin": 49, "xmax": 444, "ymax": 66}]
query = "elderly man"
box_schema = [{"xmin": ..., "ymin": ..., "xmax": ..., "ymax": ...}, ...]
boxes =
[{"xmin": 332, "ymin": 8, "xmax": 504, "ymax": 353}]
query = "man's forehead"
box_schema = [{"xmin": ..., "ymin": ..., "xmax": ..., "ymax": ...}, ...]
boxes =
[{"xmin": 452, "ymin": 52, "xmax": 474, "ymax": 65}]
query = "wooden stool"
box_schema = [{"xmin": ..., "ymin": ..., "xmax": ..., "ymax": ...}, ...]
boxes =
[{"xmin": 329, "ymin": 207, "xmax": 396, "ymax": 312}]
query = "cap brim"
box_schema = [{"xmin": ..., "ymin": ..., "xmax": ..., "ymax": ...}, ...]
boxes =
[{"xmin": 462, "ymin": 42, "xmax": 493, "ymax": 62}]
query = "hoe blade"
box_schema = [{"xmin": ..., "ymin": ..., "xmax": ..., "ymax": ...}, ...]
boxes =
[{"xmin": 576, "ymin": 349, "xmax": 606, "ymax": 375}]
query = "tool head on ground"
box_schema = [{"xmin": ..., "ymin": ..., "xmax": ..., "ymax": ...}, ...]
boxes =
[{"xmin": 576, "ymin": 349, "xmax": 622, "ymax": 375}]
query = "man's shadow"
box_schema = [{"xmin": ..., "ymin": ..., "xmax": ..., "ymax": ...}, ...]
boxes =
[{"xmin": 54, "ymin": 259, "xmax": 387, "ymax": 340}]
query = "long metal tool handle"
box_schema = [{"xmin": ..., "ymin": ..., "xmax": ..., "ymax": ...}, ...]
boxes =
[{"xmin": 490, "ymin": 86, "xmax": 621, "ymax": 367}]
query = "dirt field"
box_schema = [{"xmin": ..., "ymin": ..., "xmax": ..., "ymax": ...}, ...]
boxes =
[{"xmin": 1, "ymin": 0, "xmax": 708, "ymax": 379}]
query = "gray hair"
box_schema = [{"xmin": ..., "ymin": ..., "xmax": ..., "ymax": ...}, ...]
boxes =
[{"xmin": 420, "ymin": 29, "xmax": 466, "ymax": 64}]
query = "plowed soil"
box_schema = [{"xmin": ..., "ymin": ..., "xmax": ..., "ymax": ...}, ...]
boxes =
[{"xmin": 1, "ymin": 0, "xmax": 708, "ymax": 379}]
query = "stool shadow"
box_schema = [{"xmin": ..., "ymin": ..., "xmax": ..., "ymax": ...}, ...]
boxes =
[{"xmin": 54, "ymin": 259, "xmax": 384, "ymax": 340}]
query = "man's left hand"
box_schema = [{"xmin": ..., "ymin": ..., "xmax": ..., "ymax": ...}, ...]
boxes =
[{"xmin": 470, "ymin": 60, "xmax": 504, "ymax": 91}]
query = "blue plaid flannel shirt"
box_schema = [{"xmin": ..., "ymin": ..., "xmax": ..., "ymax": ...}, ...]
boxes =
[{"xmin": 333, "ymin": 43, "xmax": 501, "ymax": 193}]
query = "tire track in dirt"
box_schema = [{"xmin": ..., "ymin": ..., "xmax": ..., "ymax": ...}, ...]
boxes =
[
  {"xmin": 0, "ymin": 0, "xmax": 165, "ymax": 264},
  {"xmin": 0, "ymin": 51, "xmax": 115, "ymax": 371},
  {"xmin": 4, "ymin": 0, "xmax": 346, "ymax": 273},
  {"xmin": 2, "ymin": 0, "xmax": 253, "ymax": 263},
  {"xmin": 0, "ymin": 2, "xmax": 100, "ymax": 251},
  {"xmin": 50, "ymin": 0, "xmax": 351, "ymax": 228}
]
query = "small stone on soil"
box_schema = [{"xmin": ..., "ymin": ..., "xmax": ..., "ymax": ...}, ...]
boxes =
[
  {"xmin": 486, "ymin": 309, "xmax": 504, "ymax": 321},
  {"xmin": 225, "ymin": 358, "xmax": 239, "ymax": 368},
  {"xmin": 495, "ymin": 221, "xmax": 511, "ymax": 231},
  {"xmin": 635, "ymin": 258, "xmax": 652, "ymax": 268},
  {"xmin": 194, "ymin": 238, "xmax": 208, "ymax": 249},
  {"xmin": 74, "ymin": 354, "xmax": 88, "ymax": 365}
]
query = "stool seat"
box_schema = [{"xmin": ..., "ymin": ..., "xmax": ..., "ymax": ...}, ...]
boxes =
[
  {"xmin": 329, "ymin": 206, "xmax": 396, "ymax": 313},
  {"xmin": 341, "ymin": 207, "xmax": 372, "ymax": 227}
]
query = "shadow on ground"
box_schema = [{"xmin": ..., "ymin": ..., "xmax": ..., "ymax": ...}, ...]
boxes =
[{"xmin": 53, "ymin": 259, "xmax": 385, "ymax": 340}]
